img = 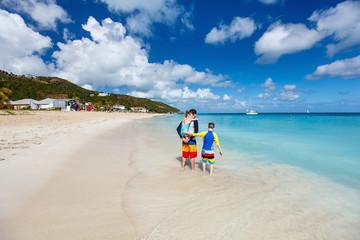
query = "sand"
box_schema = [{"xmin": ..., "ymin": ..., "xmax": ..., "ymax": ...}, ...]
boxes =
[
  {"xmin": 0, "ymin": 111, "xmax": 160, "ymax": 239},
  {"xmin": 1, "ymin": 111, "xmax": 360, "ymax": 240}
]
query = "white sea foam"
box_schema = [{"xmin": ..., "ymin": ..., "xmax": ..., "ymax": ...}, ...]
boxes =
[{"xmin": 124, "ymin": 165, "xmax": 360, "ymax": 239}]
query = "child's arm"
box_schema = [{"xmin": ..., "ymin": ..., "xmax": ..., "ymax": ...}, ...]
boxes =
[
  {"xmin": 218, "ymin": 146, "xmax": 223, "ymax": 156},
  {"xmin": 184, "ymin": 131, "xmax": 207, "ymax": 137},
  {"xmin": 213, "ymin": 133, "xmax": 222, "ymax": 156}
]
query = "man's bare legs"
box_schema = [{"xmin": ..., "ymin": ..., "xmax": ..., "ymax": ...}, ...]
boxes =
[
  {"xmin": 181, "ymin": 157, "xmax": 186, "ymax": 169},
  {"xmin": 202, "ymin": 162, "xmax": 206, "ymax": 172},
  {"xmin": 190, "ymin": 158, "xmax": 195, "ymax": 171},
  {"xmin": 182, "ymin": 157, "xmax": 195, "ymax": 171}
]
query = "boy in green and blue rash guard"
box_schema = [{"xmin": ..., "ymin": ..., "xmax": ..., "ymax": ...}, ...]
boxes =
[{"xmin": 184, "ymin": 122, "xmax": 222, "ymax": 176}]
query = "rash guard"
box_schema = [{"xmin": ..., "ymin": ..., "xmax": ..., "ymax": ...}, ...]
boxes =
[{"xmin": 192, "ymin": 131, "xmax": 220, "ymax": 150}]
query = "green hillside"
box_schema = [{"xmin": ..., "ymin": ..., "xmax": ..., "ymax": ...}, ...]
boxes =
[{"xmin": 1, "ymin": 70, "xmax": 180, "ymax": 113}]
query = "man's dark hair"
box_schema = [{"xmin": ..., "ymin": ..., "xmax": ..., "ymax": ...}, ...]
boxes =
[
  {"xmin": 208, "ymin": 122, "xmax": 215, "ymax": 128},
  {"xmin": 189, "ymin": 109, "xmax": 197, "ymax": 115}
]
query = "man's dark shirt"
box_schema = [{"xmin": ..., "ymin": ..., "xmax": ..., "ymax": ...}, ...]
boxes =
[{"xmin": 176, "ymin": 120, "xmax": 198, "ymax": 144}]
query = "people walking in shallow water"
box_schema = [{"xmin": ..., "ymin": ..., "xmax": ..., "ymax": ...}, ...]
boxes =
[
  {"xmin": 184, "ymin": 122, "xmax": 222, "ymax": 176},
  {"xmin": 176, "ymin": 109, "xmax": 198, "ymax": 170}
]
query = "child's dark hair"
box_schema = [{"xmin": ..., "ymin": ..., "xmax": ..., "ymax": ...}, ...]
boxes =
[
  {"xmin": 185, "ymin": 110, "xmax": 189, "ymax": 117},
  {"xmin": 208, "ymin": 122, "xmax": 215, "ymax": 128},
  {"xmin": 189, "ymin": 109, "xmax": 197, "ymax": 115}
]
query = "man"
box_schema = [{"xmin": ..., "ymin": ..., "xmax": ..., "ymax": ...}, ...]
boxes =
[{"xmin": 176, "ymin": 109, "xmax": 198, "ymax": 171}]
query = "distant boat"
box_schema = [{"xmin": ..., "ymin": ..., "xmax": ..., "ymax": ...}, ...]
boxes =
[
  {"xmin": 246, "ymin": 97, "xmax": 258, "ymax": 115},
  {"xmin": 306, "ymin": 109, "xmax": 310, "ymax": 114}
]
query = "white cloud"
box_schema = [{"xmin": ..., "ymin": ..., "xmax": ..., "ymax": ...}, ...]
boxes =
[
  {"xmin": 280, "ymin": 84, "xmax": 301, "ymax": 101},
  {"xmin": 258, "ymin": 0, "xmax": 281, "ymax": 4},
  {"xmin": 0, "ymin": 9, "xmax": 53, "ymax": 75},
  {"xmin": 63, "ymin": 28, "xmax": 75, "ymax": 41},
  {"xmin": 306, "ymin": 55, "xmax": 360, "ymax": 80},
  {"xmin": 309, "ymin": 0, "xmax": 360, "ymax": 57},
  {"xmin": 51, "ymin": 16, "xmax": 227, "ymax": 102},
  {"xmin": 254, "ymin": 1, "xmax": 360, "ymax": 64},
  {"xmin": 180, "ymin": 8, "xmax": 194, "ymax": 31},
  {"xmin": 260, "ymin": 77, "xmax": 276, "ymax": 91},
  {"xmin": 99, "ymin": 0, "xmax": 172, "ymax": 13},
  {"xmin": 234, "ymin": 99, "xmax": 247, "ymax": 108},
  {"xmin": 205, "ymin": 17, "xmax": 257, "ymax": 45},
  {"xmin": 255, "ymin": 92, "xmax": 271, "ymax": 100},
  {"xmin": 254, "ymin": 22, "xmax": 323, "ymax": 64},
  {"xmin": 130, "ymin": 87, "xmax": 220, "ymax": 103},
  {"xmin": 237, "ymin": 87, "xmax": 245, "ymax": 93},
  {"xmin": 0, "ymin": 0, "xmax": 72, "ymax": 30},
  {"xmin": 223, "ymin": 94, "xmax": 232, "ymax": 101},
  {"xmin": 113, "ymin": 89, "xmax": 121, "ymax": 94},
  {"xmin": 99, "ymin": 0, "xmax": 191, "ymax": 36},
  {"xmin": 126, "ymin": 13, "xmax": 153, "ymax": 37},
  {"xmin": 255, "ymin": 77, "xmax": 276, "ymax": 99},
  {"xmin": 82, "ymin": 84, "xmax": 93, "ymax": 91}
]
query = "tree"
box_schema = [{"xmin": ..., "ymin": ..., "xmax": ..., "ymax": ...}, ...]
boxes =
[{"xmin": 0, "ymin": 78, "xmax": 13, "ymax": 108}]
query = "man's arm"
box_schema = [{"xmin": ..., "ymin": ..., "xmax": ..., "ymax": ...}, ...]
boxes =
[
  {"xmin": 176, "ymin": 122, "xmax": 182, "ymax": 139},
  {"xmin": 194, "ymin": 120, "xmax": 199, "ymax": 133}
]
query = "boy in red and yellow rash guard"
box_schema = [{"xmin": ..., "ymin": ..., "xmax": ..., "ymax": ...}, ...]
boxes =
[{"xmin": 184, "ymin": 122, "xmax": 222, "ymax": 176}]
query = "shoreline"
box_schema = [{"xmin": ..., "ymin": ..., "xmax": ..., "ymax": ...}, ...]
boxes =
[{"xmin": 1, "ymin": 112, "xmax": 360, "ymax": 239}]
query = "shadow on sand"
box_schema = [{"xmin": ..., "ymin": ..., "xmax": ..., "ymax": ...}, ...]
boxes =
[{"xmin": 176, "ymin": 156, "xmax": 206, "ymax": 172}]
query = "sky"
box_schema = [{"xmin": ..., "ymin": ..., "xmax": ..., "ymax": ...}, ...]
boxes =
[{"xmin": 0, "ymin": 0, "xmax": 360, "ymax": 113}]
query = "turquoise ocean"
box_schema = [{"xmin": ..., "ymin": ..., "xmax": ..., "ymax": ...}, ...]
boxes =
[
  {"xmin": 159, "ymin": 113, "xmax": 360, "ymax": 190},
  {"xmin": 129, "ymin": 113, "xmax": 360, "ymax": 238}
]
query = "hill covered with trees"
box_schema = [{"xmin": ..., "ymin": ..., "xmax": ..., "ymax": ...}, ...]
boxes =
[{"xmin": 0, "ymin": 70, "xmax": 180, "ymax": 113}]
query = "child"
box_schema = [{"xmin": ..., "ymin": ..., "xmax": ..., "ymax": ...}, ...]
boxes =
[
  {"xmin": 184, "ymin": 122, "xmax": 222, "ymax": 176},
  {"xmin": 180, "ymin": 111, "xmax": 198, "ymax": 143}
]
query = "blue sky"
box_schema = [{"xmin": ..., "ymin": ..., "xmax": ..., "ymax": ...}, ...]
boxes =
[{"xmin": 0, "ymin": 0, "xmax": 360, "ymax": 112}]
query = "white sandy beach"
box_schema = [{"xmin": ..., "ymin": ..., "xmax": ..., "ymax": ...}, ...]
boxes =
[
  {"xmin": 1, "ymin": 111, "xmax": 360, "ymax": 240},
  {"xmin": 0, "ymin": 111, "xmax": 159, "ymax": 239}
]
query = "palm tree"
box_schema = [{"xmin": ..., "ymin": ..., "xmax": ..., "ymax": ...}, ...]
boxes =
[{"xmin": 0, "ymin": 78, "xmax": 13, "ymax": 108}]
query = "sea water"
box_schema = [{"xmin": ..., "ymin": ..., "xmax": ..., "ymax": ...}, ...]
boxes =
[
  {"xmin": 125, "ymin": 113, "xmax": 360, "ymax": 239},
  {"xmin": 158, "ymin": 113, "xmax": 360, "ymax": 190}
]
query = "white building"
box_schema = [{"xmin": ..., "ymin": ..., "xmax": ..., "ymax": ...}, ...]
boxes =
[
  {"xmin": 113, "ymin": 105, "xmax": 126, "ymax": 110},
  {"xmin": 131, "ymin": 107, "xmax": 147, "ymax": 113},
  {"xmin": 35, "ymin": 98, "xmax": 56, "ymax": 109}
]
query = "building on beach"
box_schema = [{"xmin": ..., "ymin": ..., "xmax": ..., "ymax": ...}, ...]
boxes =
[
  {"xmin": 130, "ymin": 107, "xmax": 147, "ymax": 113},
  {"xmin": 53, "ymin": 99, "xmax": 77, "ymax": 110},
  {"xmin": 10, "ymin": 98, "xmax": 80, "ymax": 111},
  {"xmin": 112, "ymin": 105, "xmax": 126, "ymax": 111},
  {"xmin": 35, "ymin": 98, "xmax": 56, "ymax": 109},
  {"xmin": 9, "ymin": 99, "xmax": 36, "ymax": 109}
]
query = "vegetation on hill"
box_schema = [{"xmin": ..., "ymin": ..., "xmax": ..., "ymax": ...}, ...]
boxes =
[
  {"xmin": 0, "ymin": 76, "xmax": 13, "ymax": 108},
  {"xmin": 0, "ymin": 70, "xmax": 180, "ymax": 113}
]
